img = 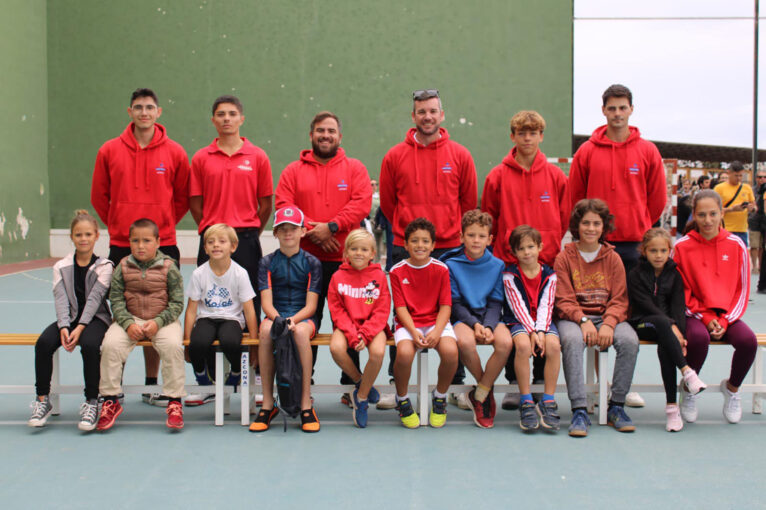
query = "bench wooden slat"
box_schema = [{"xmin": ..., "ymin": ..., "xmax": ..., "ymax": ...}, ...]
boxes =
[{"xmin": 0, "ymin": 332, "xmax": 395, "ymax": 346}]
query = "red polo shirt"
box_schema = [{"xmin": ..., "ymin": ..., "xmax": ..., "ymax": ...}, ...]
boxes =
[{"xmin": 190, "ymin": 137, "xmax": 273, "ymax": 231}]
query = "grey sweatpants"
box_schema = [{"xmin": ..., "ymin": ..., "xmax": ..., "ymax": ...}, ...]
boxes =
[{"xmin": 558, "ymin": 317, "xmax": 638, "ymax": 409}]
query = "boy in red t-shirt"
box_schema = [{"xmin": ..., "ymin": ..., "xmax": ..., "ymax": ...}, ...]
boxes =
[{"xmin": 389, "ymin": 218, "xmax": 458, "ymax": 428}]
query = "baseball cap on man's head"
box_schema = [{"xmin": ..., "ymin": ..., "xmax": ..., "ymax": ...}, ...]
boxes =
[{"xmin": 274, "ymin": 206, "xmax": 304, "ymax": 228}]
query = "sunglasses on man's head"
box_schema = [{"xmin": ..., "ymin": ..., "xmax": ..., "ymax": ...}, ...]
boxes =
[{"xmin": 412, "ymin": 89, "xmax": 439, "ymax": 101}]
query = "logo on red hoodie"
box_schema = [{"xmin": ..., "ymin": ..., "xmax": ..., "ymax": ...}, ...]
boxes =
[
  {"xmin": 155, "ymin": 163, "xmax": 166, "ymax": 175},
  {"xmin": 337, "ymin": 179, "xmax": 348, "ymax": 191},
  {"xmin": 540, "ymin": 191, "xmax": 551, "ymax": 203},
  {"xmin": 441, "ymin": 163, "xmax": 453, "ymax": 173},
  {"xmin": 629, "ymin": 163, "xmax": 640, "ymax": 175}
]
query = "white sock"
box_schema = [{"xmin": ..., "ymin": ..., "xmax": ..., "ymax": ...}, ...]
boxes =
[
  {"xmin": 433, "ymin": 389, "xmax": 447, "ymax": 399},
  {"xmin": 396, "ymin": 394, "xmax": 408, "ymax": 403}
]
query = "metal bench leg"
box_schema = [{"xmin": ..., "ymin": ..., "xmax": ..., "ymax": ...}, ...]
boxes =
[
  {"xmin": 215, "ymin": 351, "xmax": 224, "ymax": 426},
  {"xmin": 754, "ymin": 346, "xmax": 764, "ymax": 414},
  {"xmin": 598, "ymin": 348, "xmax": 608, "ymax": 425},
  {"xmin": 417, "ymin": 350, "xmax": 429, "ymax": 426},
  {"xmin": 51, "ymin": 350, "xmax": 61, "ymax": 415},
  {"xmin": 586, "ymin": 346, "xmax": 595, "ymax": 414},
  {"xmin": 240, "ymin": 349, "xmax": 250, "ymax": 426}
]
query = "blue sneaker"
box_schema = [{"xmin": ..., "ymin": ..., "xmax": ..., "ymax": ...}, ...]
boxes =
[
  {"xmin": 224, "ymin": 371, "xmax": 241, "ymax": 387},
  {"xmin": 195, "ymin": 371, "xmax": 214, "ymax": 386},
  {"xmin": 351, "ymin": 388, "xmax": 369, "ymax": 428},
  {"xmin": 568, "ymin": 409, "xmax": 591, "ymax": 437},
  {"xmin": 537, "ymin": 400, "xmax": 561, "ymax": 431},
  {"xmin": 607, "ymin": 405, "xmax": 636, "ymax": 432},
  {"xmin": 354, "ymin": 381, "xmax": 380, "ymax": 405},
  {"xmin": 519, "ymin": 401, "xmax": 540, "ymax": 432}
]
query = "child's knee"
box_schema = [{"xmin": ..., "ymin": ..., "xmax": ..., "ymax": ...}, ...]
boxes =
[
  {"xmin": 259, "ymin": 320, "xmax": 272, "ymax": 339},
  {"xmin": 368, "ymin": 342, "xmax": 385, "ymax": 361},
  {"xmin": 439, "ymin": 338, "xmax": 459, "ymax": 361},
  {"xmin": 514, "ymin": 335, "xmax": 531, "ymax": 357},
  {"xmin": 545, "ymin": 336, "xmax": 561, "ymax": 357}
]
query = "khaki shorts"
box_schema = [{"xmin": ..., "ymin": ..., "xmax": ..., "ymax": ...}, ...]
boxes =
[{"xmin": 750, "ymin": 230, "xmax": 762, "ymax": 248}]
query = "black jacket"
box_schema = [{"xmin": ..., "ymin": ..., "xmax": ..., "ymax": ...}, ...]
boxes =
[{"xmin": 627, "ymin": 257, "xmax": 686, "ymax": 335}]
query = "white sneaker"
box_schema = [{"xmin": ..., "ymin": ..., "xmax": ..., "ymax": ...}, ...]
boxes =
[
  {"xmin": 448, "ymin": 392, "xmax": 471, "ymax": 410},
  {"xmin": 680, "ymin": 388, "xmax": 699, "ymax": 423},
  {"xmin": 78, "ymin": 400, "xmax": 99, "ymax": 431},
  {"xmin": 625, "ymin": 392, "xmax": 645, "ymax": 408},
  {"xmin": 376, "ymin": 392, "xmax": 397, "ymax": 410},
  {"xmin": 501, "ymin": 392, "xmax": 520, "ymax": 410},
  {"xmin": 721, "ymin": 379, "xmax": 742, "ymax": 424},
  {"xmin": 185, "ymin": 393, "xmax": 215, "ymax": 407},
  {"xmin": 682, "ymin": 369, "xmax": 707, "ymax": 395},
  {"xmin": 665, "ymin": 404, "xmax": 683, "ymax": 432}
]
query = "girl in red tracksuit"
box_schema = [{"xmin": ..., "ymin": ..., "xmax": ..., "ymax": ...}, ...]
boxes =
[
  {"xmin": 327, "ymin": 229, "xmax": 391, "ymax": 428},
  {"xmin": 673, "ymin": 190, "xmax": 757, "ymax": 425}
]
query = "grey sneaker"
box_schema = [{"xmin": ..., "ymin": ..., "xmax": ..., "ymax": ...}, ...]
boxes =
[
  {"xmin": 519, "ymin": 401, "xmax": 540, "ymax": 431},
  {"xmin": 142, "ymin": 393, "xmax": 170, "ymax": 407},
  {"xmin": 502, "ymin": 392, "xmax": 521, "ymax": 411},
  {"xmin": 78, "ymin": 400, "xmax": 99, "ymax": 431},
  {"xmin": 28, "ymin": 396, "xmax": 53, "ymax": 427}
]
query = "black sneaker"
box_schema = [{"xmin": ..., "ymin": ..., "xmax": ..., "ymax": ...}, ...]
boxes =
[{"xmin": 142, "ymin": 393, "xmax": 170, "ymax": 407}]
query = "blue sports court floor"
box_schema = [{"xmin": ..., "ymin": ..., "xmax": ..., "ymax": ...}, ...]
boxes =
[{"xmin": 1, "ymin": 261, "xmax": 765, "ymax": 509}]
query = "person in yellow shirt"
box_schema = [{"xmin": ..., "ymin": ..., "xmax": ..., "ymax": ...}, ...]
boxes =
[{"xmin": 714, "ymin": 161, "xmax": 756, "ymax": 246}]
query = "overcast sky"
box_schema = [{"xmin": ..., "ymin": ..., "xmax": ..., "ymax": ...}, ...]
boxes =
[{"xmin": 574, "ymin": 0, "xmax": 765, "ymax": 148}]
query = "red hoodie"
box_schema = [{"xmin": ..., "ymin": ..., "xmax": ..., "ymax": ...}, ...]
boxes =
[
  {"xmin": 481, "ymin": 148, "xmax": 570, "ymax": 266},
  {"xmin": 673, "ymin": 228, "xmax": 750, "ymax": 330},
  {"xmin": 380, "ymin": 128, "xmax": 477, "ymax": 248},
  {"xmin": 327, "ymin": 261, "xmax": 391, "ymax": 348},
  {"xmin": 91, "ymin": 123, "xmax": 190, "ymax": 247},
  {"xmin": 569, "ymin": 125, "xmax": 666, "ymax": 243},
  {"xmin": 275, "ymin": 148, "xmax": 372, "ymax": 262}
]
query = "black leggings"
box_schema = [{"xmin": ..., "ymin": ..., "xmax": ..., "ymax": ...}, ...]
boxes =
[
  {"xmin": 633, "ymin": 314, "xmax": 688, "ymax": 403},
  {"xmin": 35, "ymin": 320, "xmax": 108, "ymax": 400},
  {"xmin": 189, "ymin": 318, "xmax": 243, "ymax": 377}
]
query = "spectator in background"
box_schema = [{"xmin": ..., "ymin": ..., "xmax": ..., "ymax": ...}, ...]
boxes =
[
  {"xmin": 755, "ymin": 170, "xmax": 766, "ymax": 292},
  {"xmin": 697, "ymin": 174, "xmax": 711, "ymax": 190},
  {"xmin": 370, "ymin": 180, "xmax": 384, "ymax": 262},
  {"xmin": 677, "ymin": 176, "xmax": 692, "ymax": 238},
  {"xmin": 713, "ymin": 161, "xmax": 755, "ymax": 248}
]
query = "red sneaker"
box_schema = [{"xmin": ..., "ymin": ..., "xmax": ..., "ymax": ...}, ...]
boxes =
[
  {"xmin": 96, "ymin": 399, "xmax": 123, "ymax": 431},
  {"xmin": 468, "ymin": 388, "xmax": 494, "ymax": 429},
  {"xmin": 166, "ymin": 401, "xmax": 184, "ymax": 430}
]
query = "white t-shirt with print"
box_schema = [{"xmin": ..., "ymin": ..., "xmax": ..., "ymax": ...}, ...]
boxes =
[{"xmin": 188, "ymin": 261, "xmax": 256, "ymax": 328}]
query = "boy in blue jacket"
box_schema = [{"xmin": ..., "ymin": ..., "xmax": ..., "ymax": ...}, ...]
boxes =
[{"xmin": 440, "ymin": 210, "xmax": 512, "ymax": 428}]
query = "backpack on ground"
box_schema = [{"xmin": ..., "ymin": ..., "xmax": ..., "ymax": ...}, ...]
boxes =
[{"xmin": 271, "ymin": 316, "xmax": 302, "ymax": 423}]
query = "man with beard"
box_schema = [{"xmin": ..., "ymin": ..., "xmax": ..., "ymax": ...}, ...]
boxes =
[
  {"xmin": 378, "ymin": 89, "xmax": 478, "ymax": 410},
  {"xmin": 275, "ymin": 111, "xmax": 372, "ymax": 401}
]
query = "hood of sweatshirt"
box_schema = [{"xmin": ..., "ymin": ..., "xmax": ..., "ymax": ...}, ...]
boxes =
[
  {"xmin": 337, "ymin": 260, "xmax": 385, "ymax": 276},
  {"xmin": 117, "ymin": 123, "xmax": 169, "ymax": 191},
  {"xmin": 501, "ymin": 147, "xmax": 551, "ymax": 206},
  {"xmin": 298, "ymin": 147, "xmax": 349, "ymax": 207},
  {"xmin": 562, "ymin": 240, "xmax": 617, "ymax": 264},
  {"xmin": 403, "ymin": 127, "xmax": 451, "ymax": 196}
]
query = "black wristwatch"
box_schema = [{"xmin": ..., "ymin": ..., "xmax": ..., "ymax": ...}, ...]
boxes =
[{"xmin": 328, "ymin": 221, "xmax": 339, "ymax": 234}]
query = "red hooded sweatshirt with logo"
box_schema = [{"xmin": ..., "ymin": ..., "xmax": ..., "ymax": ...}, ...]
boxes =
[
  {"xmin": 673, "ymin": 228, "xmax": 750, "ymax": 330},
  {"xmin": 569, "ymin": 125, "xmax": 666, "ymax": 243},
  {"xmin": 481, "ymin": 148, "xmax": 570, "ymax": 266},
  {"xmin": 276, "ymin": 148, "xmax": 372, "ymax": 262},
  {"xmin": 327, "ymin": 261, "xmax": 391, "ymax": 348},
  {"xmin": 91, "ymin": 123, "xmax": 190, "ymax": 247},
  {"xmin": 380, "ymin": 128, "xmax": 477, "ymax": 248}
]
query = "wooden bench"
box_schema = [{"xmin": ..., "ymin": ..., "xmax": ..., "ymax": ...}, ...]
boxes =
[{"xmin": 3, "ymin": 332, "xmax": 765, "ymax": 427}]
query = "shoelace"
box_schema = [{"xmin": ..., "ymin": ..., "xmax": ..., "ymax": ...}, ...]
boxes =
[
  {"xmin": 30, "ymin": 400, "xmax": 49, "ymax": 418},
  {"xmin": 167, "ymin": 403, "xmax": 183, "ymax": 418},
  {"xmin": 725, "ymin": 391, "xmax": 741, "ymax": 411},
  {"xmin": 433, "ymin": 398, "xmax": 446, "ymax": 414},
  {"xmin": 574, "ymin": 411, "xmax": 591, "ymax": 427},
  {"xmin": 79, "ymin": 402, "xmax": 98, "ymax": 423}
]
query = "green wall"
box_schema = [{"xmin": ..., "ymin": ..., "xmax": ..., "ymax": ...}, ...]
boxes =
[
  {"xmin": 0, "ymin": 0, "xmax": 50, "ymax": 263},
  {"xmin": 47, "ymin": 0, "xmax": 573, "ymax": 231}
]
